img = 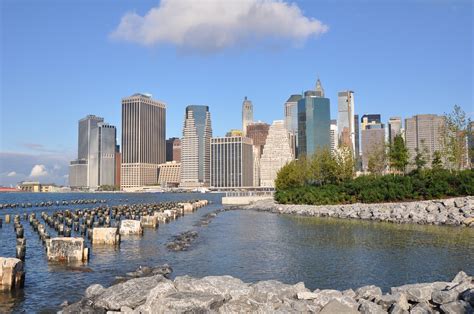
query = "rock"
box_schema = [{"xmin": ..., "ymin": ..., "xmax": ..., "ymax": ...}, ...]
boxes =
[
  {"xmin": 297, "ymin": 291, "xmax": 319, "ymax": 300},
  {"xmin": 137, "ymin": 279, "xmax": 178, "ymax": 311},
  {"xmin": 462, "ymin": 217, "xmax": 474, "ymax": 226},
  {"xmin": 311, "ymin": 289, "xmax": 343, "ymax": 308},
  {"xmin": 460, "ymin": 289, "xmax": 474, "ymax": 306},
  {"xmin": 0, "ymin": 257, "xmax": 25, "ymax": 291},
  {"xmin": 63, "ymin": 298, "xmax": 107, "ymax": 314},
  {"xmin": 320, "ymin": 299, "xmax": 359, "ymax": 314},
  {"xmin": 120, "ymin": 306, "xmax": 134, "ymax": 313},
  {"xmin": 409, "ymin": 302, "xmax": 432, "ymax": 314},
  {"xmin": 119, "ymin": 220, "xmax": 143, "ymax": 236},
  {"xmin": 85, "ymin": 284, "xmax": 105, "ymax": 299},
  {"xmin": 452, "ymin": 270, "xmax": 470, "ymax": 284},
  {"xmin": 358, "ymin": 299, "xmax": 385, "ymax": 314},
  {"xmin": 440, "ymin": 300, "xmax": 473, "ymax": 314},
  {"xmin": 391, "ymin": 283, "xmax": 433, "ymax": 303},
  {"xmin": 431, "ymin": 289, "xmax": 459, "ymax": 305},
  {"xmin": 343, "ymin": 289, "xmax": 357, "ymax": 298},
  {"xmin": 137, "ymin": 291, "xmax": 225, "ymax": 313},
  {"xmin": 94, "ymin": 275, "xmax": 167, "ymax": 310},
  {"xmin": 378, "ymin": 293, "xmax": 409, "ymax": 311},
  {"xmin": 217, "ymin": 299, "xmax": 262, "ymax": 313},
  {"xmin": 176, "ymin": 275, "xmax": 252, "ymax": 300},
  {"xmin": 140, "ymin": 215, "xmax": 158, "ymax": 228},
  {"xmin": 46, "ymin": 237, "xmax": 88, "ymax": 262},
  {"xmin": 151, "ymin": 264, "xmax": 173, "ymax": 277},
  {"xmin": 92, "ymin": 228, "xmax": 120, "ymax": 245},
  {"xmin": 356, "ymin": 285, "xmax": 382, "ymax": 301},
  {"xmin": 389, "ymin": 304, "xmax": 409, "ymax": 314},
  {"xmin": 250, "ymin": 280, "xmax": 308, "ymax": 303}
]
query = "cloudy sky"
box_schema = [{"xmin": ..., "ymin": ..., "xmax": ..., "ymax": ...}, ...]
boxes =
[{"xmin": 1, "ymin": 0, "xmax": 472, "ymax": 186}]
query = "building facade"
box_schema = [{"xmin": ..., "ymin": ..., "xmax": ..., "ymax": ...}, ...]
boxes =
[
  {"xmin": 330, "ymin": 120, "xmax": 338, "ymax": 154},
  {"xmin": 166, "ymin": 137, "xmax": 181, "ymax": 162},
  {"xmin": 297, "ymin": 89, "xmax": 331, "ymax": 157},
  {"xmin": 284, "ymin": 94, "xmax": 303, "ymax": 137},
  {"xmin": 69, "ymin": 159, "xmax": 88, "ymax": 188},
  {"xmin": 337, "ymin": 90, "xmax": 355, "ymax": 152},
  {"xmin": 180, "ymin": 105, "xmax": 212, "ymax": 187},
  {"xmin": 405, "ymin": 114, "xmax": 445, "ymax": 167},
  {"xmin": 158, "ymin": 161, "xmax": 181, "ymax": 187},
  {"xmin": 388, "ymin": 117, "xmax": 402, "ymax": 145},
  {"xmin": 360, "ymin": 114, "xmax": 381, "ymax": 131},
  {"xmin": 242, "ymin": 97, "xmax": 253, "ymax": 137},
  {"xmin": 469, "ymin": 121, "xmax": 474, "ymax": 166},
  {"xmin": 210, "ymin": 137, "xmax": 253, "ymax": 188},
  {"xmin": 361, "ymin": 124, "xmax": 386, "ymax": 172},
  {"xmin": 260, "ymin": 120, "xmax": 295, "ymax": 187},
  {"xmin": 121, "ymin": 93, "xmax": 166, "ymax": 188}
]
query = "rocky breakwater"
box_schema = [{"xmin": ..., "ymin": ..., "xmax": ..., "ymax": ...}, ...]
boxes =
[
  {"xmin": 62, "ymin": 270, "xmax": 473, "ymax": 313},
  {"xmin": 239, "ymin": 196, "xmax": 474, "ymax": 227}
]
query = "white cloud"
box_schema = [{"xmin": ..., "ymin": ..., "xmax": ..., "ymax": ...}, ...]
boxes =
[
  {"xmin": 7, "ymin": 171, "xmax": 17, "ymax": 177},
  {"xmin": 111, "ymin": 0, "xmax": 328, "ymax": 53},
  {"xmin": 29, "ymin": 164, "xmax": 48, "ymax": 177}
]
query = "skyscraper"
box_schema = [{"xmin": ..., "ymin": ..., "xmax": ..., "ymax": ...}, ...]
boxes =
[
  {"xmin": 210, "ymin": 136, "xmax": 254, "ymax": 188},
  {"xmin": 166, "ymin": 137, "xmax": 181, "ymax": 162},
  {"xmin": 246, "ymin": 122, "xmax": 270, "ymax": 152},
  {"xmin": 337, "ymin": 90, "xmax": 355, "ymax": 152},
  {"xmin": 405, "ymin": 114, "xmax": 445, "ymax": 167},
  {"xmin": 361, "ymin": 123, "xmax": 385, "ymax": 172},
  {"xmin": 354, "ymin": 114, "xmax": 361, "ymax": 170},
  {"xmin": 469, "ymin": 121, "xmax": 474, "ymax": 166},
  {"xmin": 284, "ymin": 94, "xmax": 303, "ymax": 136},
  {"xmin": 297, "ymin": 84, "xmax": 331, "ymax": 157},
  {"xmin": 121, "ymin": 93, "xmax": 166, "ymax": 188},
  {"xmin": 260, "ymin": 120, "xmax": 295, "ymax": 187},
  {"xmin": 180, "ymin": 105, "xmax": 212, "ymax": 187},
  {"xmin": 330, "ymin": 120, "xmax": 338, "ymax": 154},
  {"xmin": 69, "ymin": 115, "xmax": 116, "ymax": 189},
  {"xmin": 388, "ymin": 117, "xmax": 402, "ymax": 145},
  {"xmin": 360, "ymin": 114, "xmax": 381, "ymax": 131},
  {"xmin": 315, "ymin": 78, "xmax": 325, "ymax": 97},
  {"xmin": 242, "ymin": 97, "xmax": 253, "ymax": 137}
]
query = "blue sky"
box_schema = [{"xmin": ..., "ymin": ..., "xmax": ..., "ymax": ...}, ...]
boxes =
[{"xmin": 1, "ymin": 0, "xmax": 472, "ymax": 185}]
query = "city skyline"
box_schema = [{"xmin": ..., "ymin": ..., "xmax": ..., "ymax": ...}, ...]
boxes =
[{"xmin": 1, "ymin": 0, "xmax": 472, "ymax": 186}]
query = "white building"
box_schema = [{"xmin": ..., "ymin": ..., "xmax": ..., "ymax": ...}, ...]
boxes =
[
  {"xmin": 330, "ymin": 120, "xmax": 338, "ymax": 154},
  {"xmin": 242, "ymin": 97, "xmax": 253, "ymax": 137},
  {"xmin": 260, "ymin": 120, "xmax": 295, "ymax": 187},
  {"xmin": 158, "ymin": 162, "xmax": 181, "ymax": 187},
  {"xmin": 337, "ymin": 90, "xmax": 355, "ymax": 153}
]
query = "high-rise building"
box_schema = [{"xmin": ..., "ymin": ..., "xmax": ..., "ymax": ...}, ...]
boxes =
[
  {"xmin": 315, "ymin": 78, "xmax": 325, "ymax": 97},
  {"xmin": 260, "ymin": 120, "xmax": 295, "ymax": 187},
  {"xmin": 242, "ymin": 97, "xmax": 253, "ymax": 137},
  {"xmin": 246, "ymin": 122, "xmax": 270, "ymax": 152},
  {"xmin": 469, "ymin": 121, "xmax": 474, "ymax": 166},
  {"xmin": 252, "ymin": 145, "xmax": 261, "ymax": 187},
  {"xmin": 158, "ymin": 161, "xmax": 181, "ymax": 187},
  {"xmin": 297, "ymin": 85, "xmax": 331, "ymax": 157},
  {"xmin": 330, "ymin": 120, "xmax": 338, "ymax": 154},
  {"xmin": 121, "ymin": 93, "xmax": 166, "ymax": 188},
  {"xmin": 115, "ymin": 145, "xmax": 121, "ymax": 187},
  {"xmin": 69, "ymin": 115, "xmax": 116, "ymax": 189},
  {"xmin": 166, "ymin": 137, "xmax": 181, "ymax": 162},
  {"xmin": 388, "ymin": 117, "xmax": 402, "ymax": 145},
  {"xmin": 354, "ymin": 114, "xmax": 361, "ymax": 168},
  {"xmin": 284, "ymin": 94, "xmax": 303, "ymax": 136},
  {"xmin": 361, "ymin": 114, "xmax": 381, "ymax": 131},
  {"xmin": 337, "ymin": 90, "xmax": 355, "ymax": 152},
  {"xmin": 180, "ymin": 105, "xmax": 212, "ymax": 187},
  {"xmin": 405, "ymin": 114, "xmax": 445, "ymax": 167},
  {"xmin": 210, "ymin": 136, "xmax": 253, "ymax": 188},
  {"xmin": 361, "ymin": 124, "xmax": 386, "ymax": 172},
  {"xmin": 225, "ymin": 129, "xmax": 243, "ymax": 137}
]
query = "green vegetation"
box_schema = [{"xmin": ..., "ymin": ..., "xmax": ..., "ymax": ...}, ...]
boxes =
[{"xmin": 97, "ymin": 185, "xmax": 120, "ymax": 191}]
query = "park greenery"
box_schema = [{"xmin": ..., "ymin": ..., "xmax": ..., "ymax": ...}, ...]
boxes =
[{"xmin": 275, "ymin": 105, "xmax": 473, "ymax": 205}]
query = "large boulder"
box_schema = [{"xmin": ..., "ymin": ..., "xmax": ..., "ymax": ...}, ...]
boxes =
[
  {"xmin": 94, "ymin": 275, "xmax": 167, "ymax": 310},
  {"xmin": 137, "ymin": 291, "xmax": 225, "ymax": 313},
  {"xmin": 356, "ymin": 285, "xmax": 382, "ymax": 301},
  {"xmin": 0, "ymin": 257, "xmax": 25, "ymax": 291},
  {"xmin": 358, "ymin": 299, "xmax": 385, "ymax": 314},
  {"xmin": 175, "ymin": 275, "xmax": 252, "ymax": 300},
  {"xmin": 249, "ymin": 280, "xmax": 309, "ymax": 304},
  {"xmin": 320, "ymin": 299, "xmax": 359, "ymax": 314},
  {"xmin": 439, "ymin": 300, "xmax": 473, "ymax": 314},
  {"xmin": 92, "ymin": 227, "xmax": 120, "ymax": 245},
  {"xmin": 119, "ymin": 220, "xmax": 143, "ymax": 236},
  {"xmin": 46, "ymin": 237, "xmax": 88, "ymax": 262}
]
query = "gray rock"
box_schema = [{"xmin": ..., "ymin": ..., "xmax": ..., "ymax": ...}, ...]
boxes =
[
  {"xmin": 378, "ymin": 293, "xmax": 409, "ymax": 311},
  {"xmin": 217, "ymin": 299, "xmax": 262, "ymax": 313},
  {"xmin": 440, "ymin": 300, "xmax": 473, "ymax": 314},
  {"xmin": 409, "ymin": 302, "xmax": 432, "ymax": 314},
  {"xmin": 85, "ymin": 284, "xmax": 105, "ymax": 299},
  {"xmin": 460, "ymin": 289, "xmax": 474, "ymax": 306},
  {"xmin": 356, "ymin": 285, "xmax": 382, "ymax": 301},
  {"xmin": 358, "ymin": 299, "xmax": 385, "ymax": 314},
  {"xmin": 175, "ymin": 275, "xmax": 252, "ymax": 300},
  {"xmin": 391, "ymin": 284, "xmax": 432, "ymax": 303},
  {"xmin": 250, "ymin": 280, "xmax": 308, "ymax": 303},
  {"xmin": 297, "ymin": 291, "xmax": 319, "ymax": 300},
  {"xmin": 311, "ymin": 289, "xmax": 343, "ymax": 307},
  {"xmin": 94, "ymin": 275, "xmax": 166, "ymax": 310},
  {"xmin": 138, "ymin": 291, "xmax": 225, "ymax": 313},
  {"xmin": 320, "ymin": 299, "xmax": 359, "ymax": 314},
  {"xmin": 343, "ymin": 289, "xmax": 357, "ymax": 298},
  {"xmin": 389, "ymin": 304, "xmax": 408, "ymax": 314},
  {"xmin": 452, "ymin": 271, "xmax": 470, "ymax": 284},
  {"xmin": 432, "ymin": 289, "xmax": 459, "ymax": 305}
]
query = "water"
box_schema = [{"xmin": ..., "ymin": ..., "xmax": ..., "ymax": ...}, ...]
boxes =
[{"xmin": 1, "ymin": 193, "xmax": 473, "ymax": 313}]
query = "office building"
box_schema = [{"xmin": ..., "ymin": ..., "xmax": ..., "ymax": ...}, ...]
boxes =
[
  {"xmin": 330, "ymin": 120, "xmax": 338, "ymax": 154},
  {"xmin": 405, "ymin": 114, "xmax": 445, "ymax": 167},
  {"xmin": 246, "ymin": 122, "xmax": 270, "ymax": 151},
  {"xmin": 69, "ymin": 159, "xmax": 88, "ymax": 188},
  {"xmin": 158, "ymin": 161, "xmax": 181, "ymax": 187},
  {"xmin": 361, "ymin": 114, "xmax": 381, "ymax": 131},
  {"xmin": 115, "ymin": 145, "xmax": 121, "ymax": 187},
  {"xmin": 469, "ymin": 121, "xmax": 474, "ymax": 166},
  {"xmin": 388, "ymin": 117, "xmax": 403, "ymax": 145},
  {"xmin": 121, "ymin": 93, "xmax": 166, "ymax": 188},
  {"xmin": 361, "ymin": 124, "xmax": 386, "ymax": 172},
  {"xmin": 166, "ymin": 137, "xmax": 181, "ymax": 162},
  {"xmin": 337, "ymin": 90, "xmax": 355, "ymax": 152},
  {"xmin": 354, "ymin": 114, "xmax": 361, "ymax": 169},
  {"xmin": 284, "ymin": 94, "xmax": 303, "ymax": 136},
  {"xmin": 297, "ymin": 84, "xmax": 331, "ymax": 157},
  {"xmin": 260, "ymin": 120, "xmax": 295, "ymax": 187},
  {"xmin": 180, "ymin": 105, "xmax": 212, "ymax": 187},
  {"xmin": 242, "ymin": 97, "xmax": 253, "ymax": 137},
  {"xmin": 226, "ymin": 129, "xmax": 243, "ymax": 137},
  {"xmin": 210, "ymin": 136, "xmax": 253, "ymax": 188}
]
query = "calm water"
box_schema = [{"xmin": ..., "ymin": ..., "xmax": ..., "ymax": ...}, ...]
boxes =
[{"xmin": 0, "ymin": 193, "xmax": 473, "ymax": 313}]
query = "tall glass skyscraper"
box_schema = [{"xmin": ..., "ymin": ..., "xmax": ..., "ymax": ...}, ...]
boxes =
[
  {"xmin": 337, "ymin": 90, "xmax": 355, "ymax": 153},
  {"xmin": 181, "ymin": 105, "xmax": 212, "ymax": 187},
  {"xmin": 297, "ymin": 88, "xmax": 331, "ymax": 157}
]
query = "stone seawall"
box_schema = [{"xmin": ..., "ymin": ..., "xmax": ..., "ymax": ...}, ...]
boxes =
[
  {"xmin": 236, "ymin": 196, "xmax": 474, "ymax": 227},
  {"xmin": 62, "ymin": 267, "xmax": 474, "ymax": 313}
]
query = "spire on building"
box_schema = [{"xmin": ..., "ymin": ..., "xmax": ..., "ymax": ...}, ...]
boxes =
[{"xmin": 315, "ymin": 77, "xmax": 325, "ymax": 97}]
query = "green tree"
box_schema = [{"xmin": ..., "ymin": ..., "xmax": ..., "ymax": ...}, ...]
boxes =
[
  {"xmin": 413, "ymin": 147, "xmax": 427, "ymax": 171},
  {"xmin": 275, "ymin": 158, "xmax": 309, "ymax": 190},
  {"xmin": 388, "ymin": 134, "xmax": 409, "ymax": 173},
  {"xmin": 367, "ymin": 146, "xmax": 386, "ymax": 175},
  {"xmin": 432, "ymin": 151, "xmax": 444, "ymax": 171},
  {"xmin": 441, "ymin": 105, "xmax": 471, "ymax": 170},
  {"xmin": 333, "ymin": 144, "xmax": 355, "ymax": 182}
]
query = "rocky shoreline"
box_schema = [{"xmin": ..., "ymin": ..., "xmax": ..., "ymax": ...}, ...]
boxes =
[
  {"xmin": 62, "ymin": 267, "xmax": 473, "ymax": 313},
  {"xmin": 235, "ymin": 196, "xmax": 474, "ymax": 227}
]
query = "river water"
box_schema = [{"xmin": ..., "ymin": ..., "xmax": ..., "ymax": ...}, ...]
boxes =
[{"xmin": 0, "ymin": 192, "xmax": 473, "ymax": 313}]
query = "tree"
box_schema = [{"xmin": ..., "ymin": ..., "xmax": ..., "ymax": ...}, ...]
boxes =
[
  {"xmin": 431, "ymin": 151, "xmax": 444, "ymax": 171},
  {"xmin": 275, "ymin": 158, "xmax": 309, "ymax": 190},
  {"xmin": 441, "ymin": 105, "xmax": 471, "ymax": 170},
  {"xmin": 367, "ymin": 146, "xmax": 386, "ymax": 175},
  {"xmin": 333, "ymin": 144, "xmax": 356, "ymax": 182},
  {"xmin": 413, "ymin": 147, "xmax": 427, "ymax": 171},
  {"xmin": 388, "ymin": 134, "xmax": 409, "ymax": 173}
]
